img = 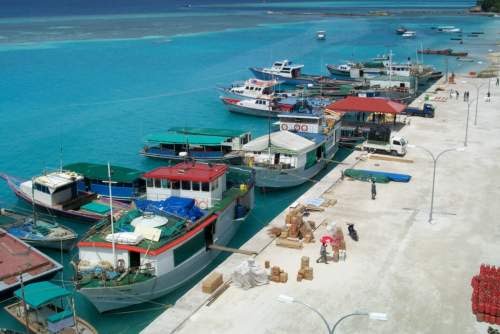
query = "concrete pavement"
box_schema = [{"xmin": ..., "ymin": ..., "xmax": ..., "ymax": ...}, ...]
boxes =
[{"xmin": 142, "ymin": 76, "xmax": 500, "ymax": 334}]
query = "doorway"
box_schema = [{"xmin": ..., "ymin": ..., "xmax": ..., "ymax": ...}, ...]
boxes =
[{"xmin": 129, "ymin": 251, "xmax": 141, "ymax": 268}]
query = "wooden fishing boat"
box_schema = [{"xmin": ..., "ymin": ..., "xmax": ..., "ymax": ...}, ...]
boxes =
[
  {"xmin": 5, "ymin": 281, "xmax": 97, "ymax": 334},
  {"xmin": 74, "ymin": 162, "xmax": 254, "ymax": 312},
  {"xmin": 418, "ymin": 48, "xmax": 468, "ymax": 57},
  {"xmin": 0, "ymin": 208, "xmax": 77, "ymax": 251},
  {"xmin": 0, "ymin": 171, "xmax": 132, "ymax": 222}
]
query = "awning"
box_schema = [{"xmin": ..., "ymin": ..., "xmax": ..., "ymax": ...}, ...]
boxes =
[
  {"xmin": 14, "ymin": 281, "xmax": 71, "ymax": 308},
  {"xmin": 64, "ymin": 162, "xmax": 143, "ymax": 183},
  {"xmin": 168, "ymin": 127, "xmax": 247, "ymax": 138},
  {"xmin": 243, "ymin": 131, "xmax": 315, "ymax": 154}
]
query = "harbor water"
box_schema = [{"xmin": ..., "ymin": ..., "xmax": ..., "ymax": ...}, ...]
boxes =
[{"xmin": 0, "ymin": 0, "xmax": 498, "ymax": 332}]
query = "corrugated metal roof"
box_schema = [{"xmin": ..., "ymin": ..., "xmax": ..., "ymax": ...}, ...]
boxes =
[
  {"xmin": 143, "ymin": 162, "xmax": 228, "ymax": 182},
  {"xmin": 325, "ymin": 96, "xmax": 406, "ymax": 114}
]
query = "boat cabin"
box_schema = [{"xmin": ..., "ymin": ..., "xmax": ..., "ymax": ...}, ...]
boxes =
[
  {"xmin": 229, "ymin": 79, "xmax": 279, "ymax": 98},
  {"xmin": 264, "ymin": 60, "xmax": 304, "ymax": 79},
  {"xmin": 20, "ymin": 171, "xmax": 83, "ymax": 208},
  {"xmin": 143, "ymin": 162, "xmax": 228, "ymax": 209},
  {"xmin": 278, "ymin": 112, "xmax": 322, "ymax": 134},
  {"xmin": 64, "ymin": 162, "xmax": 145, "ymax": 201}
]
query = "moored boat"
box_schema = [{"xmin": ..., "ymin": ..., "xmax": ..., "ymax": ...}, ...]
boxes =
[
  {"xmin": 326, "ymin": 63, "xmax": 356, "ymax": 78},
  {"xmin": 219, "ymin": 78, "xmax": 280, "ymax": 99},
  {"xmin": 395, "ymin": 27, "xmax": 407, "ymax": 35},
  {"xmin": 249, "ymin": 60, "xmax": 331, "ymax": 86},
  {"xmin": 0, "ymin": 208, "xmax": 77, "ymax": 251},
  {"xmin": 437, "ymin": 25, "xmax": 461, "ymax": 33},
  {"xmin": 221, "ymin": 96, "xmax": 294, "ymax": 117},
  {"xmin": 0, "ymin": 171, "xmax": 131, "ymax": 222},
  {"xmin": 141, "ymin": 127, "xmax": 251, "ymax": 163},
  {"xmin": 0, "ymin": 229, "xmax": 62, "ymax": 297},
  {"xmin": 242, "ymin": 110, "xmax": 341, "ymax": 188},
  {"xmin": 5, "ymin": 281, "xmax": 97, "ymax": 334},
  {"xmin": 74, "ymin": 162, "xmax": 254, "ymax": 312},
  {"xmin": 63, "ymin": 162, "xmax": 145, "ymax": 202}
]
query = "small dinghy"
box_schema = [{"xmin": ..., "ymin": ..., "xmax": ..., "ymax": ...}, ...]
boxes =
[{"xmin": 0, "ymin": 208, "xmax": 77, "ymax": 251}]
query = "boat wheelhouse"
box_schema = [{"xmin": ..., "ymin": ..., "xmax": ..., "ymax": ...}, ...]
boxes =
[
  {"xmin": 221, "ymin": 78, "xmax": 280, "ymax": 99},
  {"xmin": 249, "ymin": 59, "xmax": 326, "ymax": 86},
  {"xmin": 75, "ymin": 162, "xmax": 254, "ymax": 312},
  {"xmin": 141, "ymin": 127, "xmax": 250, "ymax": 164},
  {"xmin": 243, "ymin": 111, "xmax": 341, "ymax": 188},
  {"xmin": 63, "ymin": 162, "xmax": 145, "ymax": 201},
  {"xmin": 0, "ymin": 229, "xmax": 62, "ymax": 297},
  {"xmin": 5, "ymin": 281, "xmax": 97, "ymax": 334},
  {"xmin": 0, "ymin": 171, "xmax": 131, "ymax": 222}
]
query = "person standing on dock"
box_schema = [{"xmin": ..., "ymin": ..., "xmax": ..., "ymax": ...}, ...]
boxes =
[
  {"xmin": 496, "ymin": 77, "xmax": 499, "ymax": 86},
  {"xmin": 316, "ymin": 242, "xmax": 329, "ymax": 264},
  {"xmin": 456, "ymin": 90, "xmax": 459, "ymax": 100},
  {"xmin": 371, "ymin": 178, "xmax": 377, "ymax": 200}
]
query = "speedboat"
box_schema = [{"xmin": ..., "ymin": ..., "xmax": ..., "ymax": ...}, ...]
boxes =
[
  {"xmin": 402, "ymin": 31, "xmax": 416, "ymax": 38},
  {"xmin": 316, "ymin": 30, "xmax": 326, "ymax": 40}
]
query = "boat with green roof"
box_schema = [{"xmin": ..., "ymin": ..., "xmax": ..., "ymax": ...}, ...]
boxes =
[
  {"xmin": 63, "ymin": 162, "xmax": 145, "ymax": 201},
  {"xmin": 140, "ymin": 127, "xmax": 251, "ymax": 164},
  {"xmin": 74, "ymin": 161, "xmax": 254, "ymax": 312},
  {"xmin": 5, "ymin": 281, "xmax": 97, "ymax": 334}
]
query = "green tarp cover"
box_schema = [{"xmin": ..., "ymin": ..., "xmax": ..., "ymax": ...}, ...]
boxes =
[
  {"xmin": 81, "ymin": 202, "xmax": 110, "ymax": 214},
  {"xmin": 14, "ymin": 282, "xmax": 71, "ymax": 308},
  {"xmin": 64, "ymin": 162, "xmax": 143, "ymax": 183},
  {"xmin": 344, "ymin": 169, "xmax": 390, "ymax": 183},
  {"xmin": 145, "ymin": 133, "xmax": 229, "ymax": 146},
  {"xmin": 168, "ymin": 127, "xmax": 246, "ymax": 138},
  {"xmin": 47, "ymin": 309, "xmax": 74, "ymax": 323}
]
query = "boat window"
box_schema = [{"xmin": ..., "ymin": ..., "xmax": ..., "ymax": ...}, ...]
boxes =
[
  {"xmin": 34, "ymin": 183, "xmax": 50, "ymax": 194},
  {"xmin": 154, "ymin": 179, "xmax": 161, "ymax": 188},
  {"xmin": 192, "ymin": 181, "xmax": 200, "ymax": 191},
  {"xmin": 201, "ymin": 182, "xmax": 209, "ymax": 192},
  {"xmin": 181, "ymin": 181, "xmax": 191, "ymax": 190},
  {"xmin": 245, "ymin": 86, "xmax": 249, "ymax": 89},
  {"xmin": 146, "ymin": 178, "xmax": 153, "ymax": 187},
  {"xmin": 274, "ymin": 63, "xmax": 282, "ymax": 67},
  {"xmin": 249, "ymin": 87, "xmax": 254, "ymax": 90},
  {"xmin": 171, "ymin": 181, "xmax": 180, "ymax": 190},
  {"xmin": 161, "ymin": 179, "xmax": 170, "ymax": 189},
  {"xmin": 393, "ymin": 140, "xmax": 401, "ymax": 146}
]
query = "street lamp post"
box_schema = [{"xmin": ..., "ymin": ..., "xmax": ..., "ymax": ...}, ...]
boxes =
[
  {"xmin": 277, "ymin": 295, "xmax": 387, "ymax": 334},
  {"xmin": 407, "ymin": 145, "xmax": 465, "ymax": 223},
  {"xmin": 461, "ymin": 80, "xmax": 485, "ymax": 126},
  {"xmin": 464, "ymin": 99, "xmax": 475, "ymax": 147}
]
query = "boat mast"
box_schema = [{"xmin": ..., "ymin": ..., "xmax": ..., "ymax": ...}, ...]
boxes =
[
  {"xmin": 30, "ymin": 177, "xmax": 37, "ymax": 225},
  {"xmin": 107, "ymin": 162, "xmax": 116, "ymax": 268},
  {"xmin": 389, "ymin": 50, "xmax": 393, "ymax": 90},
  {"xmin": 19, "ymin": 272, "xmax": 30, "ymax": 334}
]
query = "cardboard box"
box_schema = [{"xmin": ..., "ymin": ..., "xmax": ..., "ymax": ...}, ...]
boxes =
[
  {"xmin": 276, "ymin": 238, "xmax": 303, "ymax": 249},
  {"xmin": 301, "ymin": 256, "xmax": 310, "ymax": 270},
  {"xmin": 202, "ymin": 272, "xmax": 223, "ymax": 294},
  {"xmin": 280, "ymin": 272, "xmax": 288, "ymax": 283}
]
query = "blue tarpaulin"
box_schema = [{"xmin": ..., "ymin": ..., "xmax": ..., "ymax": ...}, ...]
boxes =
[
  {"xmin": 344, "ymin": 169, "xmax": 412, "ymax": 183},
  {"xmin": 135, "ymin": 196, "xmax": 205, "ymax": 222}
]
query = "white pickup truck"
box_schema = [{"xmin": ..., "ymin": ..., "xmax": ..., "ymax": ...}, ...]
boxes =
[{"xmin": 361, "ymin": 135, "xmax": 408, "ymax": 156}]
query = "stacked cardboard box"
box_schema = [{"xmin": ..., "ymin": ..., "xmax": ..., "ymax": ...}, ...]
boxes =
[
  {"xmin": 283, "ymin": 205, "xmax": 315, "ymax": 243},
  {"xmin": 269, "ymin": 265, "xmax": 288, "ymax": 283},
  {"xmin": 471, "ymin": 264, "xmax": 500, "ymax": 325},
  {"xmin": 297, "ymin": 256, "xmax": 314, "ymax": 281},
  {"xmin": 202, "ymin": 272, "xmax": 223, "ymax": 294}
]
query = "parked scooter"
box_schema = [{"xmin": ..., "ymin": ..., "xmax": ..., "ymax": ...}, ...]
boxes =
[{"xmin": 347, "ymin": 223, "xmax": 359, "ymax": 242}]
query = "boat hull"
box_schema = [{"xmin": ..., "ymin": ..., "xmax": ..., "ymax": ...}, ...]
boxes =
[
  {"xmin": 140, "ymin": 149, "xmax": 243, "ymax": 165},
  {"xmin": 249, "ymin": 67, "xmax": 316, "ymax": 86},
  {"xmin": 326, "ymin": 66, "xmax": 351, "ymax": 78},
  {"xmin": 222, "ymin": 98, "xmax": 279, "ymax": 118},
  {"xmin": 78, "ymin": 190, "xmax": 253, "ymax": 313},
  {"xmin": 254, "ymin": 145, "xmax": 338, "ymax": 188},
  {"xmin": 23, "ymin": 237, "xmax": 77, "ymax": 251}
]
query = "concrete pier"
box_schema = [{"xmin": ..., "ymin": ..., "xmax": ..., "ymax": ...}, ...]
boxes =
[{"xmin": 142, "ymin": 76, "xmax": 500, "ymax": 334}]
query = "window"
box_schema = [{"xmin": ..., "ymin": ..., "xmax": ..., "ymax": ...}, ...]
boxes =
[
  {"xmin": 393, "ymin": 140, "xmax": 401, "ymax": 146},
  {"xmin": 154, "ymin": 179, "xmax": 161, "ymax": 188},
  {"xmin": 34, "ymin": 183, "xmax": 50, "ymax": 194},
  {"xmin": 171, "ymin": 181, "xmax": 180, "ymax": 190},
  {"xmin": 146, "ymin": 178, "xmax": 153, "ymax": 187},
  {"xmin": 181, "ymin": 181, "xmax": 191, "ymax": 190},
  {"xmin": 201, "ymin": 182, "xmax": 209, "ymax": 192},
  {"xmin": 161, "ymin": 179, "xmax": 170, "ymax": 189},
  {"xmin": 192, "ymin": 182, "xmax": 200, "ymax": 191}
]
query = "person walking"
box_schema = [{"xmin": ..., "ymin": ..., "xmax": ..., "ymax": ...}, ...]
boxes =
[
  {"xmin": 456, "ymin": 90, "xmax": 459, "ymax": 100},
  {"xmin": 486, "ymin": 91, "xmax": 491, "ymax": 102},
  {"xmin": 496, "ymin": 77, "xmax": 499, "ymax": 86},
  {"xmin": 316, "ymin": 242, "xmax": 329, "ymax": 264},
  {"xmin": 371, "ymin": 178, "xmax": 377, "ymax": 200}
]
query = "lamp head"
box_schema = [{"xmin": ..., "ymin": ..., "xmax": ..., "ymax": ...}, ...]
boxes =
[
  {"xmin": 369, "ymin": 312, "xmax": 388, "ymax": 321},
  {"xmin": 277, "ymin": 294, "xmax": 295, "ymax": 304}
]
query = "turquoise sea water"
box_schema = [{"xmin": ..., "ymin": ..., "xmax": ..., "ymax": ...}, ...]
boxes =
[{"xmin": 0, "ymin": 1, "xmax": 498, "ymax": 332}]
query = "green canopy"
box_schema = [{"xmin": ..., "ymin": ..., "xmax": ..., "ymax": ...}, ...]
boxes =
[
  {"xmin": 145, "ymin": 132, "xmax": 229, "ymax": 146},
  {"xmin": 168, "ymin": 127, "xmax": 247, "ymax": 138},
  {"xmin": 64, "ymin": 162, "xmax": 143, "ymax": 183},
  {"xmin": 14, "ymin": 282, "xmax": 71, "ymax": 308}
]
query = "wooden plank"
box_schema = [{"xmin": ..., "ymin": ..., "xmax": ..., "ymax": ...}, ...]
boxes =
[{"xmin": 208, "ymin": 244, "xmax": 258, "ymax": 256}]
